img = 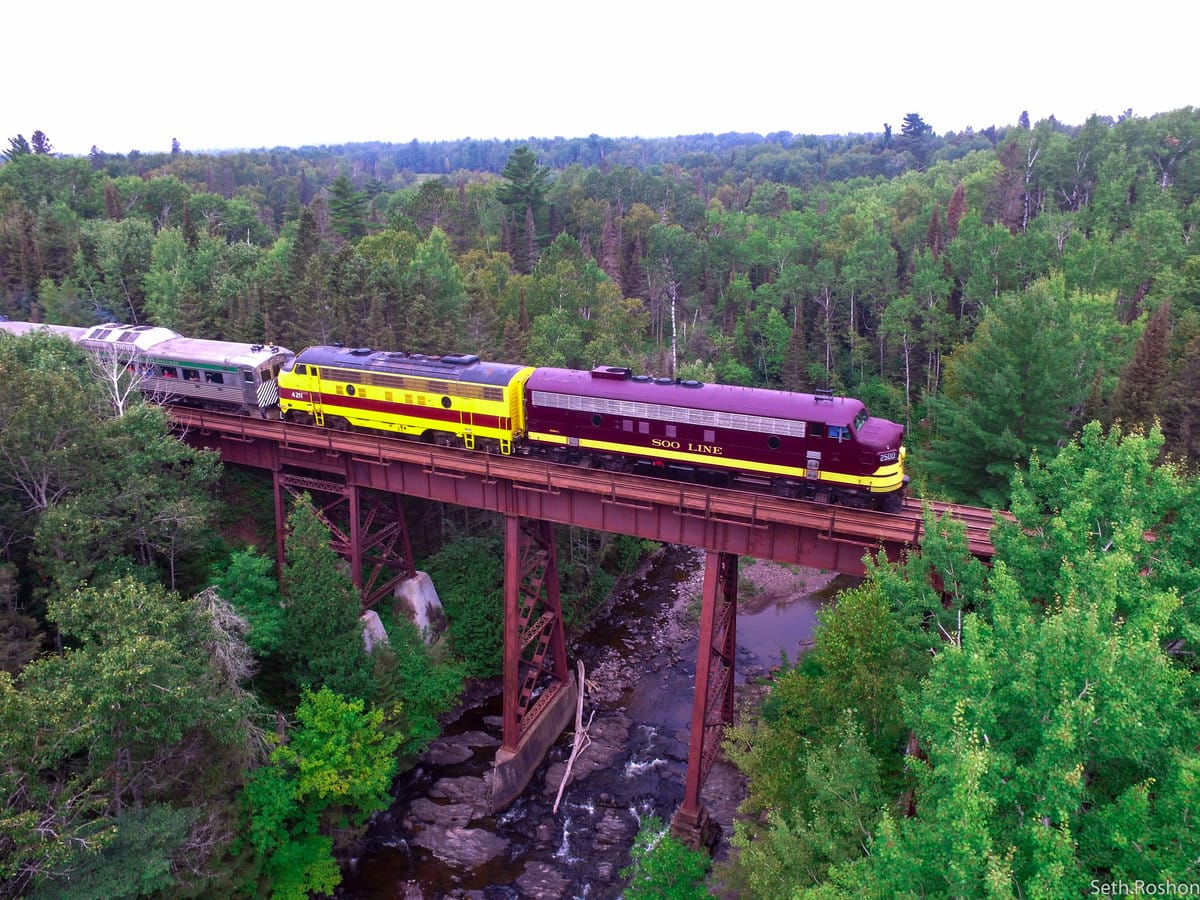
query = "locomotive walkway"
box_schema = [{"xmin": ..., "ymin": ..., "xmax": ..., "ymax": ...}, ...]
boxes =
[{"xmin": 170, "ymin": 407, "xmax": 999, "ymax": 849}]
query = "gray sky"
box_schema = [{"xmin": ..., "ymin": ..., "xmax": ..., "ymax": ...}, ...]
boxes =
[{"xmin": 7, "ymin": 0, "xmax": 1196, "ymax": 157}]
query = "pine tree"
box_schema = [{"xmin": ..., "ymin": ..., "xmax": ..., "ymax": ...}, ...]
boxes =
[
  {"xmin": 29, "ymin": 131, "xmax": 53, "ymax": 155},
  {"xmin": 1109, "ymin": 300, "xmax": 1171, "ymax": 432},
  {"xmin": 280, "ymin": 494, "xmax": 373, "ymax": 700},
  {"xmin": 925, "ymin": 203, "xmax": 944, "ymax": 258},
  {"xmin": 1159, "ymin": 332, "xmax": 1200, "ymax": 466},
  {"xmin": 945, "ymin": 183, "xmax": 966, "ymax": 241},
  {"xmin": 182, "ymin": 198, "xmax": 198, "ymax": 250},
  {"xmin": 599, "ymin": 202, "xmax": 623, "ymax": 293},
  {"xmin": 922, "ymin": 276, "xmax": 1114, "ymax": 507},
  {"xmin": 327, "ymin": 174, "xmax": 368, "ymax": 240},
  {"xmin": 524, "ymin": 206, "xmax": 538, "ymax": 274},
  {"xmin": 495, "ymin": 146, "xmax": 550, "ymax": 222},
  {"xmin": 3, "ymin": 134, "xmax": 30, "ymax": 160}
]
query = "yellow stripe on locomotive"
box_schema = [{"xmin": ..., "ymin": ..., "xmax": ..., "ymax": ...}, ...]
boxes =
[
  {"xmin": 526, "ymin": 430, "xmax": 907, "ymax": 493},
  {"xmin": 278, "ymin": 348, "xmax": 533, "ymax": 455}
]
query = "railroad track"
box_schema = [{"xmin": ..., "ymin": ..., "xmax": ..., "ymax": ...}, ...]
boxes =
[{"xmin": 170, "ymin": 407, "xmax": 1001, "ymax": 560}]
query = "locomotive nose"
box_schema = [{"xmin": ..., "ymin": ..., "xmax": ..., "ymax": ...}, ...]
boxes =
[{"xmin": 860, "ymin": 417, "xmax": 904, "ymax": 451}]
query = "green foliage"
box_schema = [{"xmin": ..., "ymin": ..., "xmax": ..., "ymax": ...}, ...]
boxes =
[
  {"xmin": 729, "ymin": 714, "xmax": 885, "ymax": 896},
  {"xmin": 371, "ymin": 614, "xmax": 466, "ymax": 757},
  {"xmin": 217, "ymin": 547, "xmax": 285, "ymax": 656},
  {"xmin": 242, "ymin": 686, "xmax": 401, "ymax": 899},
  {"xmin": 33, "ymin": 404, "xmax": 222, "ymax": 593},
  {"xmin": 1, "ymin": 577, "xmax": 260, "ymax": 896},
  {"xmin": 734, "ymin": 581, "xmax": 926, "ymax": 792},
  {"xmin": 731, "ymin": 425, "xmax": 1200, "ymax": 896},
  {"xmin": 327, "ymin": 173, "xmax": 368, "ymax": 240},
  {"xmin": 994, "ymin": 421, "xmax": 1200, "ymax": 657},
  {"xmin": 31, "ymin": 804, "xmax": 192, "ymax": 900},
  {"xmin": 722, "ymin": 581, "xmax": 926, "ymax": 895},
  {"xmin": 420, "ymin": 533, "xmax": 504, "ymax": 678},
  {"xmin": 619, "ymin": 816, "xmax": 712, "ymax": 900},
  {"xmin": 921, "ymin": 275, "xmax": 1129, "ymax": 507}
]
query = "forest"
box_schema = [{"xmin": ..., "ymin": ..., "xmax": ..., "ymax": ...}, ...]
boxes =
[{"xmin": 1, "ymin": 106, "xmax": 1198, "ymax": 897}]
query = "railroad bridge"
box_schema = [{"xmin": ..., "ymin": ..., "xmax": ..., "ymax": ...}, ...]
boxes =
[{"xmin": 172, "ymin": 408, "xmax": 997, "ymax": 850}]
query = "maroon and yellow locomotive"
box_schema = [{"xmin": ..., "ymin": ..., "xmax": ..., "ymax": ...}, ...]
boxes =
[{"xmin": 523, "ymin": 366, "xmax": 906, "ymax": 510}]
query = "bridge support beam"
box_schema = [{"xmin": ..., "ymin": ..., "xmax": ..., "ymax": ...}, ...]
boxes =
[
  {"xmin": 271, "ymin": 464, "xmax": 417, "ymax": 609},
  {"xmin": 492, "ymin": 515, "xmax": 574, "ymax": 811},
  {"xmin": 672, "ymin": 550, "xmax": 738, "ymax": 852}
]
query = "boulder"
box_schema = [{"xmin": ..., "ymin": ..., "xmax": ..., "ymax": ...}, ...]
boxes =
[
  {"xmin": 412, "ymin": 825, "xmax": 509, "ymax": 868},
  {"xmin": 393, "ymin": 571, "xmax": 446, "ymax": 641},
  {"xmin": 360, "ymin": 610, "xmax": 389, "ymax": 654},
  {"xmin": 515, "ymin": 861, "xmax": 572, "ymax": 898},
  {"xmin": 428, "ymin": 775, "xmax": 491, "ymax": 814},
  {"xmin": 407, "ymin": 797, "xmax": 474, "ymax": 829}
]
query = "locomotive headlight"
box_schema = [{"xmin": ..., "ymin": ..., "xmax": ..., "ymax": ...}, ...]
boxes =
[{"xmin": 878, "ymin": 450, "xmax": 899, "ymax": 464}]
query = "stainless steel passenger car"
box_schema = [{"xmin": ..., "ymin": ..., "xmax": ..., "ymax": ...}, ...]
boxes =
[{"xmin": 0, "ymin": 319, "xmax": 294, "ymax": 416}]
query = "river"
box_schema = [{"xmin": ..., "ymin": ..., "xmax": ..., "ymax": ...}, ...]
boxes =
[{"xmin": 338, "ymin": 545, "xmax": 858, "ymax": 899}]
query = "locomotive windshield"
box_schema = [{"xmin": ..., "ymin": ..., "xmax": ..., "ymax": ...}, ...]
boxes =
[{"xmin": 854, "ymin": 408, "xmax": 868, "ymax": 431}]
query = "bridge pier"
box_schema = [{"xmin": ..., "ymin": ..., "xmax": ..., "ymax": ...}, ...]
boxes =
[
  {"xmin": 492, "ymin": 515, "xmax": 574, "ymax": 810},
  {"xmin": 672, "ymin": 550, "xmax": 738, "ymax": 852}
]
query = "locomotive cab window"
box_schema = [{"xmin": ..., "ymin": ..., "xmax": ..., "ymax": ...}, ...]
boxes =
[
  {"xmin": 294, "ymin": 364, "xmax": 308, "ymax": 376},
  {"xmin": 809, "ymin": 422, "xmax": 824, "ymax": 437},
  {"xmin": 242, "ymin": 370, "xmax": 254, "ymax": 383},
  {"xmin": 828, "ymin": 425, "xmax": 848, "ymax": 441}
]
